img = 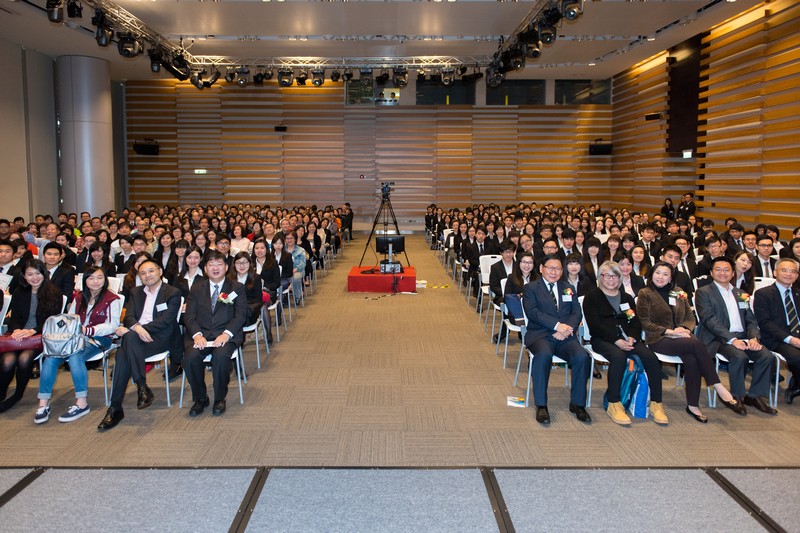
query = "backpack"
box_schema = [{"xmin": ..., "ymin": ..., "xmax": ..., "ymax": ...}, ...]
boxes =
[
  {"xmin": 42, "ymin": 313, "xmax": 85, "ymax": 358},
  {"xmin": 603, "ymin": 355, "xmax": 650, "ymax": 418}
]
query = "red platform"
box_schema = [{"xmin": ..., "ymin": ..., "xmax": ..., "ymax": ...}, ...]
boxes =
[{"xmin": 347, "ymin": 266, "xmax": 417, "ymax": 293}]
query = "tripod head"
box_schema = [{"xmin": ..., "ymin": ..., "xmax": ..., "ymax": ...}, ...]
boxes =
[{"xmin": 380, "ymin": 181, "xmax": 395, "ymax": 201}]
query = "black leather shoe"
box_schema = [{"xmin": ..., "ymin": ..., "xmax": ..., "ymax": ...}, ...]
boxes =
[
  {"xmin": 492, "ymin": 334, "xmax": 506, "ymax": 344},
  {"xmin": 97, "ymin": 407, "xmax": 124, "ymax": 431},
  {"xmin": 720, "ymin": 397, "xmax": 747, "ymax": 415},
  {"xmin": 136, "ymin": 385, "xmax": 154, "ymax": 410},
  {"xmin": 685, "ymin": 406, "xmax": 707, "ymax": 423},
  {"xmin": 535, "ymin": 406, "xmax": 550, "ymax": 425},
  {"xmin": 189, "ymin": 397, "xmax": 210, "ymax": 417},
  {"xmin": 742, "ymin": 395, "xmax": 778, "ymax": 415},
  {"xmin": 569, "ymin": 403, "xmax": 591, "ymax": 423},
  {"xmin": 784, "ymin": 376, "xmax": 799, "ymax": 405},
  {"xmin": 212, "ymin": 399, "xmax": 226, "ymax": 416}
]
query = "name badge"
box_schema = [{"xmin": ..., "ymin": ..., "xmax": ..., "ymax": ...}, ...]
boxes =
[
  {"xmin": 620, "ymin": 303, "xmax": 630, "ymax": 311},
  {"xmin": 562, "ymin": 295, "xmax": 572, "ymax": 302},
  {"xmin": 669, "ymin": 298, "xmax": 677, "ymax": 306},
  {"xmin": 156, "ymin": 303, "xmax": 168, "ymax": 312},
  {"xmin": 738, "ymin": 302, "xmax": 748, "ymax": 309}
]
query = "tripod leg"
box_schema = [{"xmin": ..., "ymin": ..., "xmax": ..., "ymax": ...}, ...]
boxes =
[{"xmin": 358, "ymin": 199, "xmax": 386, "ymax": 267}]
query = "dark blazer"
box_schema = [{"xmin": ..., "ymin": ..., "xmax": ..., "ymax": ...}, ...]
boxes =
[
  {"xmin": 184, "ymin": 278, "xmax": 247, "ymax": 347},
  {"xmin": 673, "ymin": 270, "xmax": 694, "ymax": 299},
  {"xmin": 522, "ymin": 278, "xmax": 582, "ymax": 346},
  {"xmin": 676, "ymin": 255, "xmax": 697, "ymax": 279},
  {"xmin": 274, "ymin": 252, "xmax": 294, "ymax": 280},
  {"xmin": 123, "ymin": 282, "xmax": 183, "ymax": 354},
  {"xmin": 753, "ymin": 256, "xmax": 777, "ymax": 278},
  {"xmin": 74, "ymin": 249, "xmax": 90, "ymax": 274},
  {"xmin": 462, "ymin": 240, "xmax": 496, "ymax": 273},
  {"xmin": 582, "ymin": 287, "xmax": 642, "ymax": 345},
  {"xmin": 175, "ymin": 271, "xmax": 206, "ymax": 301},
  {"xmin": 114, "ymin": 253, "xmax": 135, "ymax": 275},
  {"xmin": 61, "ymin": 247, "xmax": 77, "ymax": 268},
  {"xmin": 676, "ymin": 201, "xmax": 696, "ymax": 220},
  {"xmin": 636, "ymin": 287, "xmax": 696, "ymax": 346},
  {"xmin": 695, "ymin": 254, "xmax": 720, "ymax": 278},
  {"xmin": 49, "ymin": 264, "xmax": 76, "ymax": 303},
  {"xmin": 7, "ymin": 284, "xmax": 63, "ymax": 333},
  {"xmin": 621, "ymin": 274, "xmax": 645, "ymax": 298},
  {"xmin": 489, "ymin": 260, "xmax": 514, "ymax": 305},
  {"xmin": 695, "ymin": 282, "xmax": 761, "ymax": 356},
  {"xmin": 258, "ymin": 260, "xmax": 281, "ymax": 299},
  {"xmin": 638, "ymin": 240, "xmax": 661, "ymax": 264},
  {"xmin": 754, "ymin": 283, "xmax": 800, "ymax": 351}
]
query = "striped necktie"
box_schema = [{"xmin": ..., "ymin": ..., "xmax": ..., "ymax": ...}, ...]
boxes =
[
  {"xmin": 211, "ymin": 284, "xmax": 219, "ymax": 312},
  {"xmin": 785, "ymin": 290, "xmax": 799, "ymax": 336},
  {"xmin": 547, "ymin": 282, "xmax": 558, "ymax": 309}
]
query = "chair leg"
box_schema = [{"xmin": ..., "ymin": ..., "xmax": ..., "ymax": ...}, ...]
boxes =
[
  {"xmin": 587, "ymin": 359, "xmax": 595, "ymax": 408},
  {"xmin": 525, "ymin": 356, "xmax": 533, "ymax": 407},
  {"xmin": 179, "ymin": 371, "xmax": 186, "ymax": 408},
  {"xmin": 236, "ymin": 348, "xmax": 244, "ymax": 405},
  {"xmin": 164, "ymin": 358, "xmax": 171, "ymax": 407}
]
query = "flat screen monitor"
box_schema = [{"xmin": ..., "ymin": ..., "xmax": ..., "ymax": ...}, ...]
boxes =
[{"xmin": 376, "ymin": 235, "xmax": 405, "ymax": 254}]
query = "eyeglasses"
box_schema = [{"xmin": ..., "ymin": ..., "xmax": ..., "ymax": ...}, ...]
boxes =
[
  {"xmin": 777, "ymin": 268, "xmax": 799, "ymax": 275},
  {"xmin": 543, "ymin": 266, "xmax": 562, "ymax": 272},
  {"xmin": 234, "ymin": 260, "xmax": 250, "ymax": 266},
  {"xmin": 757, "ymin": 243, "xmax": 773, "ymax": 248},
  {"xmin": 601, "ymin": 273, "xmax": 620, "ymax": 279}
]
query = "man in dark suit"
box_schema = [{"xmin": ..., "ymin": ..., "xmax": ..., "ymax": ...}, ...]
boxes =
[
  {"xmin": 183, "ymin": 250, "xmax": 248, "ymax": 416},
  {"xmin": 557, "ymin": 229, "xmax": 578, "ymax": 261},
  {"xmin": 659, "ymin": 244, "xmax": 694, "ymax": 298},
  {"xmin": 522, "ymin": 254, "xmax": 591, "ymax": 424},
  {"xmin": 753, "ymin": 235, "xmax": 777, "ymax": 278},
  {"xmin": 462, "ymin": 225, "xmax": 495, "ymax": 298},
  {"xmin": 638, "ymin": 224, "xmax": 661, "ymax": 264},
  {"xmin": 695, "ymin": 256, "xmax": 777, "ymax": 415},
  {"xmin": 676, "ymin": 192, "xmax": 696, "ymax": 221},
  {"xmin": 672, "ymin": 234, "xmax": 697, "ymax": 279},
  {"xmin": 754, "ymin": 258, "xmax": 800, "ymax": 404},
  {"xmin": 536, "ymin": 238, "xmax": 559, "ymax": 270},
  {"xmin": 42, "ymin": 242, "xmax": 75, "ymax": 303},
  {"xmin": 724, "ymin": 223, "xmax": 746, "ymax": 255},
  {"xmin": 74, "ymin": 233, "xmax": 97, "ymax": 274},
  {"xmin": 113, "ymin": 235, "xmax": 136, "ymax": 274},
  {"xmin": 489, "ymin": 241, "xmax": 517, "ymax": 343},
  {"xmin": 0, "ymin": 240, "xmax": 21, "ymax": 291},
  {"xmin": 98, "ymin": 259, "xmax": 183, "ymax": 431},
  {"xmin": 695, "ymin": 236, "xmax": 725, "ymax": 278}
]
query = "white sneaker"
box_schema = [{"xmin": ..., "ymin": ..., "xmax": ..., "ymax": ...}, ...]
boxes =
[
  {"xmin": 58, "ymin": 405, "xmax": 90, "ymax": 423},
  {"xmin": 34, "ymin": 406, "xmax": 50, "ymax": 424}
]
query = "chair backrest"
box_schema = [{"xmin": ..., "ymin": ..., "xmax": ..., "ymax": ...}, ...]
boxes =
[
  {"xmin": 753, "ymin": 277, "xmax": 776, "ymax": 292},
  {"xmin": 107, "ymin": 276, "xmax": 122, "ymax": 294},
  {"xmin": 479, "ymin": 255, "xmax": 503, "ymax": 284},
  {"xmin": 0, "ymin": 294, "xmax": 12, "ymax": 321},
  {"xmin": 577, "ymin": 295, "xmax": 591, "ymax": 343},
  {"xmin": 500, "ymin": 277, "xmax": 507, "ymax": 296},
  {"xmin": 75, "ymin": 273, "xmax": 83, "ymax": 290},
  {"xmin": 692, "ymin": 275, "xmax": 708, "ymax": 291},
  {"xmin": 61, "ymin": 294, "xmax": 69, "ymax": 313}
]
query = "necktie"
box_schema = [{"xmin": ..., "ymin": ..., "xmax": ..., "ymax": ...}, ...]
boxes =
[
  {"xmin": 478, "ymin": 244, "xmax": 483, "ymax": 254},
  {"xmin": 211, "ymin": 284, "xmax": 219, "ymax": 312},
  {"xmin": 764, "ymin": 261, "xmax": 771, "ymax": 278},
  {"xmin": 547, "ymin": 283, "xmax": 558, "ymax": 309},
  {"xmin": 785, "ymin": 290, "xmax": 799, "ymax": 336},
  {"xmin": 681, "ymin": 258, "xmax": 688, "ymax": 273},
  {"xmin": 645, "ymin": 243, "xmax": 650, "ymax": 255},
  {"xmin": 737, "ymin": 239, "xmax": 742, "ymax": 249}
]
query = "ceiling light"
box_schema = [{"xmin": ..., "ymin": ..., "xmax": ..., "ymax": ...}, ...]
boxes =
[
  {"xmin": 526, "ymin": 42, "xmax": 542, "ymax": 58},
  {"xmin": 538, "ymin": 21, "xmax": 558, "ymax": 45},
  {"xmin": 264, "ymin": 68, "xmax": 274, "ymax": 80},
  {"xmin": 162, "ymin": 53, "xmax": 190, "ymax": 81},
  {"xmin": 148, "ymin": 49, "xmax": 162, "ymax": 73},
  {"xmin": 508, "ymin": 46, "xmax": 525, "ymax": 70},
  {"xmin": 417, "ymin": 71, "xmax": 426, "ymax": 84},
  {"xmin": 360, "ymin": 68, "xmax": 373, "ymax": 87},
  {"xmin": 296, "ymin": 69, "xmax": 308, "ymax": 85},
  {"xmin": 562, "ymin": 0, "xmax": 583, "ymax": 21},
  {"xmin": 392, "ymin": 67, "xmax": 408, "ymax": 88},
  {"xmin": 236, "ymin": 66, "xmax": 250, "ymax": 87},
  {"xmin": 91, "ymin": 9, "xmax": 113, "ymax": 47},
  {"xmin": 117, "ymin": 32, "xmax": 142, "ymax": 58},
  {"xmin": 375, "ymin": 69, "xmax": 389, "ymax": 85},
  {"xmin": 342, "ymin": 69, "xmax": 353, "ymax": 82},
  {"xmin": 441, "ymin": 67, "xmax": 455, "ymax": 87},
  {"xmin": 190, "ymin": 69, "xmax": 206, "ymax": 90},
  {"xmin": 224, "ymin": 68, "xmax": 236, "ymax": 83},
  {"xmin": 330, "ymin": 69, "xmax": 341, "ymax": 82},
  {"xmin": 253, "ymin": 70, "xmax": 265, "ymax": 84},
  {"xmin": 46, "ymin": 0, "xmax": 63, "ymax": 23},
  {"xmin": 66, "ymin": 0, "xmax": 82, "ymax": 18},
  {"xmin": 518, "ymin": 24, "xmax": 539, "ymax": 45},
  {"xmin": 541, "ymin": 5, "xmax": 563, "ymax": 26},
  {"xmin": 203, "ymin": 68, "xmax": 221, "ymax": 88},
  {"xmin": 311, "ymin": 67, "xmax": 325, "ymax": 86},
  {"xmin": 278, "ymin": 68, "xmax": 294, "ymax": 87},
  {"xmin": 485, "ymin": 65, "xmax": 504, "ymax": 88}
]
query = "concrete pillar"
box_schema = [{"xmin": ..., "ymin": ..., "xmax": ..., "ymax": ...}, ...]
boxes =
[{"xmin": 56, "ymin": 55, "xmax": 114, "ymax": 214}]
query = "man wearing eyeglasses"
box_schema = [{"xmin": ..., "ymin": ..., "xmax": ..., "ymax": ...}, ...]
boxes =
[
  {"xmin": 754, "ymin": 258, "xmax": 800, "ymax": 404},
  {"xmin": 489, "ymin": 241, "xmax": 518, "ymax": 343},
  {"xmin": 522, "ymin": 254, "xmax": 591, "ymax": 425},
  {"xmin": 695, "ymin": 256, "xmax": 777, "ymax": 415},
  {"xmin": 753, "ymin": 235, "xmax": 777, "ymax": 278}
]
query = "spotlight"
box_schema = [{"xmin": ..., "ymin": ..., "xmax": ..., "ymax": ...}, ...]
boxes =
[
  {"xmin": 440, "ymin": 67, "xmax": 455, "ymax": 87},
  {"xmin": 508, "ymin": 46, "xmax": 525, "ymax": 70},
  {"xmin": 538, "ymin": 21, "xmax": 558, "ymax": 44},
  {"xmin": 541, "ymin": 5, "xmax": 563, "ymax": 25},
  {"xmin": 46, "ymin": 0, "xmax": 63, "ymax": 23},
  {"xmin": 518, "ymin": 24, "xmax": 539, "ymax": 45},
  {"xmin": 263, "ymin": 68, "xmax": 273, "ymax": 80},
  {"xmin": 458, "ymin": 65, "xmax": 468, "ymax": 76},
  {"xmin": 253, "ymin": 71, "xmax": 265, "ymax": 84},
  {"xmin": 417, "ymin": 70, "xmax": 426, "ymax": 84},
  {"xmin": 117, "ymin": 32, "xmax": 142, "ymax": 58},
  {"xmin": 66, "ymin": 0, "xmax": 82, "ymax": 18},
  {"xmin": 296, "ymin": 69, "xmax": 308, "ymax": 86},
  {"xmin": 278, "ymin": 68, "xmax": 294, "ymax": 87},
  {"xmin": 161, "ymin": 53, "xmax": 190, "ymax": 81},
  {"xmin": 148, "ymin": 49, "xmax": 162, "ymax": 73},
  {"xmin": 203, "ymin": 68, "xmax": 221, "ymax": 88},
  {"xmin": 485, "ymin": 65, "xmax": 505, "ymax": 88},
  {"xmin": 224, "ymin": 69, "xmax": 236, "ymax": 83},
  {"xmin": 461, "ymin": 68, "xmax": 483, "ymax": 84},
  {"xmin": 190, "ymin": 69, "xmax": 206, "ymax": 90},
  {"xmin": 526, "ymin": 42, "xmax": 542, "ymax": 58},
  {"xmin": 375, "ymin": 69, "xmax": 390, "ymax": 85},
  {"xmin": 343, "ymin": 69, "xmax": 353, "ymax": 82},
  {"xmin": 330, "ymin": 69, "xmax": 341, "ymax": 82},
  {"xmin": 392, "ymin": 67, "xmax": 408, "ymax": 88},
  {"xmin": 311, "ymin": 67, "xmax": 325, "ymax": 87},
  {"xmin": 91, "ymin": 9, "xmax": 113, "ymax": 47},
  {"xmin": 360, "ymin": 68, "xmax": 373, "ymax": 87},
  {"xmin": 562, "ymin": 0, "xmax": 583, "ymax": 21},
  {"xmin": 236, "ymin": 66, "xmax": 250, "ymax": 87}
]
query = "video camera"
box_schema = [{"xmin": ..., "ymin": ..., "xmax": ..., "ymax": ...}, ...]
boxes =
[{"xmin": 380, "ymin": 181, "xmax": 395, "ymax": 200}]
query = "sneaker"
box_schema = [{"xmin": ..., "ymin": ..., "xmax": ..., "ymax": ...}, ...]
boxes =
[
  {"xmin": 650, "ymin": 401, "xmax": 669, "ymax": 425},
  {"xmin": 34, "ymin": 406, "xmax": 50, "ymax": 424},
  {"xmin": 607, "ymin": 402, "xmax": 632, "ymax": 426},
  {"xmin": 58, "ymin": 404, "xmax": 91, "ymax": 423}
]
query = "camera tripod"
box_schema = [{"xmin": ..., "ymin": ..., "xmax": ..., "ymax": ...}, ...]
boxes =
[{"xmin": 358, "ymin": 193, "xmax": 410, "ymax": 267}]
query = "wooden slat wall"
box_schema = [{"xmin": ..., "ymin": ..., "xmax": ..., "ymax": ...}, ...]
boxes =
[
  {"xmin": 126, "ymin": 82, "xmax": 613, "ymax": 218},
  {"xmin": 699, "ymin": 0, "xmax": 800, "ymax": 229}
]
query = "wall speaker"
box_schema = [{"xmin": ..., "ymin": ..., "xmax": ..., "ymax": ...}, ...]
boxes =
[
  {"xmin": 589, "ymin": 143, "xmax": 613, "ymax": 156},
  {"xmin": 275, "ymin": 125, "xmax": 287, "ymax": 132},
  {"xmin": 645, "ymin": 112, "xmax": 662, "ymax": 121},
  {"xmin": 132, "ymin": 139, "xmax": 159, "ymax": 155}
]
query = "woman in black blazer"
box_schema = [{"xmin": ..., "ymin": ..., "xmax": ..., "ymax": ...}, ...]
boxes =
[
  {"xmin": 582, "ymin": 260, "xmax": 667, "ymax": 426},
  {"xmin": 228, "ymin": 252, "xmax": 263, "ymax": 327},
  {"xmin": 272, "ymin": 234, "xmax": 294, "ymax": 293},
  {"xmin": 616, "ymin": 251, "xmax": 645, "ymax": 298},
  {"xmin": 0, "ymin": 260, "xmax": 63, "ymax": 412}
]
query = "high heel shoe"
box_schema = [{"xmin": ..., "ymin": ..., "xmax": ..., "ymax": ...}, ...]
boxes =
[
  {"xmin": 685, "ymin": 406, "xmax": 708, "ymax": 424},
  {"xmin": 719, "ymin": 397, "xmax": 747, "ymax": 416}
]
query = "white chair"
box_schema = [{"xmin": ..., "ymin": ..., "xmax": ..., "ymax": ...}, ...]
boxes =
[
  {"xmin": 266, "ymin": 286, "xmax": 287, "ymax": 343},
  {"xmin": 712, "ymin": 350, "xmax": 782, "ymax": 408},
  {"xmin": 243, "ymin": 303, "xmax": 268, "ymax": 370},
  {"xmin": 753, "ymin": 277, "xmax": 776, "ymax": 292},
  {"xmin": 476, "ymin": 254, "xmax": 502, "ymax": 316},
  {"xmin": 692, "ymin": 275, "xmax": 708, "ymax": 291},
  {"xmin": 487, "ymin": 278, "xmax": 507, "ymax": 335},
  {"xmin": 107, "ymin": 276, "xmax": 122, "ymax": 294},
  {"xmin": 0, "ymin": 294, "xmax": 11, "ymax": 334},
  {"xmin": 178, "ymin": 349, "xmax": 244, "ymax": 407},
  {"xmin": 577, "ymin": 296, "xmax": 610, "ymax": 408}
]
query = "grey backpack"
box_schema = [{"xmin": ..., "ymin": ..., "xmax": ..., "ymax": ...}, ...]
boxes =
[{"xmin": 42, "ymin": 314, "xmax": 85, "ymax": 358}]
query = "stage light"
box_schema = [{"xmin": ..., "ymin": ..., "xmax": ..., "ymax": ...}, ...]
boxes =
[
  {"xmin": 508, "ymin": 46, "xmax": 525, "ymax": 70},
  {"xmin": 441, "ymin": 67, "xmax": 455, "ymax": 87},
  {"xmin": 417, "ymin": 70, "xmax": 426, "ymax": 83},
  {"xmin": 296, "ymin": 69, "xmax": 308, "ymax": 85},
  {"xmin": 190, "ymin": 69, "xmax": 206, "ymax": 90},
  {"xmin": 66, "ymin": 0, "xmax": 82, "ymax": 18},
  {"xmin": 541, "ymin": 5, "xmax": 562, "ymax": 25},
  {"xmin": 518, "ymin": 24, "xmax": 539, "ymax": 45},
  {"xmin": 342, "ymin": 69, "xmax": 353, "ymax": 82},
  {"xmin": 392, "ymin": 67, "xmax": 408, "ymax": 88},
  {"xmin": 91, "ymin": 9, "xmax": 113, "ymax": 47},
  {"xmin": 224, "ymin": 68, "xmax": 236, "ymax": 83},
  {"xmin": 461, "ymin": 68, "xmax": 483, "ymax": 83},
  {"xmin": 278, "ymin": 68, "xmax": 294, "ymax": 87},
  {"xmin": 253, "ymin": 70, "xmax": 265, "ymax": 84},
  {"xmin": 562, "ymin": 0, "xmax": 583, "ymax": 21},
  {"xmin": 148, "ymin": 49, "xmax": 162, "ymax": 73},
  {"xmin": 236, "ymin": 66, "xmax": 250, "ymax": 87},
  {"xmin": 526, "ymin": 42, "xmax": 542, "ymax": 58},
  {"xmin": 458, "ymin": 65, "xmax": 468, "ymax": 76},
  {"xmin": 263, "ymin": 68, "xmax": 273, "ymax": 80},
  {"xmin": 203, "ymin": 68, "xmax": 221, "ymax": 88},
  {"xmin": 161, "ymin": 53, "xmax": 190, "ymax": 81},
  {"xmin": 46, "ymin": 0, "xmax": 63, "ymax": 23},
  {"xmin": 330, "ymin": 69, "xmax": 341, "ymax": 82},
  {"xmin": 117, "ymin": 32, "xmax": 142, "ymax": 58},
  {"xmin": 485, "ymin": 65, "xmax": 505, "ymax": 88},
  {"xmin": 360, "ymin": 68, "xmax": 373, "ymax": 86},
  {"xmin": 538, "ymin": 21, "xmax": 558, "ymax": 44},
  {"xmin": 311, "ymin": 67, "xmax": 325, "ymax": 86},
  {"xmin": 375, "ymin": 69, "xmax": 389, "ymax": 85}
]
